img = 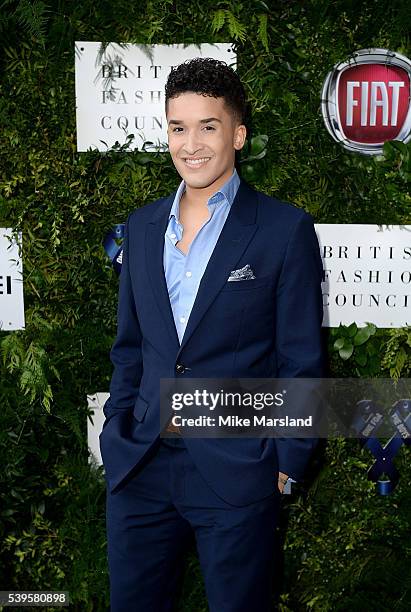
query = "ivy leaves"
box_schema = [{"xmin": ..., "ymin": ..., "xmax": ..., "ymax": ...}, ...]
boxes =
[{"xmin": 331, "ymin": 322, "xmax": 380, "ymax": 375}]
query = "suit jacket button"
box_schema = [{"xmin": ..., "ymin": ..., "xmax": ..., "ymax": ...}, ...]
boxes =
[{"xmin": 175, "ymin": 363, "xmax": 186, "ymax": 374}]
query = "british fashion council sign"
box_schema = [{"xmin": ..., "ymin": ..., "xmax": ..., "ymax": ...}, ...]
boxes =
[{"xmin": 322, "ymin": 49, "xmax": 411, "ymax": 155}]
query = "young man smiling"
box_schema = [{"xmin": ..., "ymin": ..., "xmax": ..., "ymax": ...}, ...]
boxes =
[{"xmin": 100, "ymin": 57, "xmax": 324, "ymax": 611}]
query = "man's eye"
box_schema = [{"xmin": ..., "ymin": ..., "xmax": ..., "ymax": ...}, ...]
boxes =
[{"xmin": 170, "ymin": 126, "xmax": 215, "ymax": 133}]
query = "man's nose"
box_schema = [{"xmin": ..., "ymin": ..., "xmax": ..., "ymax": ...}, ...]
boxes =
[{"xmin": 183, "ymin": 130, "xmax": 202, "ymax": 154}]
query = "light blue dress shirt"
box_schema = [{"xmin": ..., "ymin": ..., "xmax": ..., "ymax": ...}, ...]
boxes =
[{"xmin": 163, "ymin": 167, "xmax": 240, "ymax": 344}]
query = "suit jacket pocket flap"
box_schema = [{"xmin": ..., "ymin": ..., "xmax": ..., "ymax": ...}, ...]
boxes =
[{"xmin": 133, "ymin": 394, "xmax": 149, "ymax": 422}]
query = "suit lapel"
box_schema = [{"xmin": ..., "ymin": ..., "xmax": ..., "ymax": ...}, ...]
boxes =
[
  {"xmin": 177, "ymin": 181, "xmax": 258, "ymax": 355},
  {"xmin": 145, "ymin": 178, "xmax": 259, "ymax": 356}
]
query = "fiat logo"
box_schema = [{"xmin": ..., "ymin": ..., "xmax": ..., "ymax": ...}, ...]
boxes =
[{"xmin": 322, "ymin": 48, "xmax": 411, "ymax": 154}]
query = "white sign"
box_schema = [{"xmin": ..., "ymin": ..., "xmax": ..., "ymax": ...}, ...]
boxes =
[
  {"xmin": 87, "ymin": 392, "xmax": 108, "ymax": 467},
  {"xmin": 316, "ymin": 224, "xmax": 411, "ymax": 328},
  {"xmin": 75, "ymin": 42, "xmax": 236, "ymax": 152},
  {"xmin": 0, "ymin": 228, "xmax": 25, "ymax": 331}
]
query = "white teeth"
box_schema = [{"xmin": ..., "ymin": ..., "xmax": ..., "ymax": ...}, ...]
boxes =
[{"xmin": 185, "ymin": 157, "xmax": 211, "ymax": 165}]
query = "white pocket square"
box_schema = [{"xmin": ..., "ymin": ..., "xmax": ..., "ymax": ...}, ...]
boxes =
[{"xmin": 227, "ymin": 264, "xmax": 256, "ymax": 282}]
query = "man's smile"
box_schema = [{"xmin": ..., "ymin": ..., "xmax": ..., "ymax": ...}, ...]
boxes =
[{"xmin": 183, "ymin": 157, "xmax": 212, "ymax": 168}]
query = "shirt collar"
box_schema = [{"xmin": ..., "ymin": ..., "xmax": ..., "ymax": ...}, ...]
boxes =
[{"xmin": 168, "ymin": 167, "xmax": 240, "ymax": 221}]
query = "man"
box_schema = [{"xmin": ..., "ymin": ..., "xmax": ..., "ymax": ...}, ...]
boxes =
[{"xmin": 100, "ymin": 57, "xmax": 324, "ymax": 612}]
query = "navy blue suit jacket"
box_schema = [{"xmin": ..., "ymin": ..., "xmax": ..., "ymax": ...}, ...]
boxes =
[{"xmin": 100, "ymin": 177, "xmax": 324, "ymax": 506}]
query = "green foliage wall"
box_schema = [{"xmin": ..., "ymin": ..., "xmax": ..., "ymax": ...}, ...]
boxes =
[{"xmin": 0, "ymin": 1, "xmax": 410, "ymax": 610}]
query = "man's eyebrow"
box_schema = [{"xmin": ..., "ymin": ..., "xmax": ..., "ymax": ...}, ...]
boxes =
[{"xmin": 168, "ymin": 117, "xmax": 222, "ymax": 125}]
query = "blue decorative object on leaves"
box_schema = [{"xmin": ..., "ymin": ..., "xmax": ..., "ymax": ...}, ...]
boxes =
[
  {"xmin": 353, "ymin": 399, "xmax": 411, "ymax": 495},
  {"xmin": 103, "ymin": 224, "xmax": 125, "ymax": 276}
]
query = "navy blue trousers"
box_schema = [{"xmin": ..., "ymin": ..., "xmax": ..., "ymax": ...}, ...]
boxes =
[{"xmin": 106, "ymin": 437, "xmax": 281, "ymax": 612}]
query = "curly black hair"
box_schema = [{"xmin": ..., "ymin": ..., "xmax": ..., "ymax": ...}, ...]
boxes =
[{"xmin": 165, "ymin": 57, "xmax": 248, "ymax": 126}]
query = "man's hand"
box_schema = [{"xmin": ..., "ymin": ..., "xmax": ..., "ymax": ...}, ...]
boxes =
[{"xmin": 277, "ymin": 472, "xmax": 289, "ymax": 494}]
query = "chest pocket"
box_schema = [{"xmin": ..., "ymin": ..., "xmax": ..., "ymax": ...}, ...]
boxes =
[{"xmin": 219, "ymin": 274, "xmax": 273, "ymax": 292}]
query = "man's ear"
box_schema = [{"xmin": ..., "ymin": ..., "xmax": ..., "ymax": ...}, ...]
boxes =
[{"xmin": 234, "ymin": 124, "xmax": 247, "ymax": 151}]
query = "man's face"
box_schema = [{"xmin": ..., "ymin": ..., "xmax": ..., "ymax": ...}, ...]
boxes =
[{"xmin": 166, "ymin": 92, "xmax": 246, "ymax": 190}]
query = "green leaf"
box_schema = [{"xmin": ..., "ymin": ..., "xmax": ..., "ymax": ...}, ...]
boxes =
[
  {"xmin": 389, "ymin": 140, "xmax": 407, "ymax": 155},
  {"xmin": 354, "ymin": 351, "xmax": 367, "ymax": 366},
  {"xmin": 249, "ymin": 134, "xmax": 268, "ymax": 157},
  {"xmin": 339, "ymin": 341, "xmax": 354, "ymax": 360},
  {"xmin": 257, "ymin": 14, "xmax": 269, "ymax": 52},
  {"xmin": 333, "ymin": 338, "xmax": 345, "ymax": 350},
  {"xmin": 211, "ymin": 9, "xmax": 226, "ymax": 33},
  {"xmin": 364, "ymin": 322, "xmax": 377, "ymax": 335},
  {"xmin": 226, "ymin": 11, "xmax": 247, "ymax": 42},
  {"xmin": 353, "ymin": 327, "xmax": 371, "ymax": 346},
  {"xmin": 347, "ymin": 322, "xmax": 358, "ymax": 338}
]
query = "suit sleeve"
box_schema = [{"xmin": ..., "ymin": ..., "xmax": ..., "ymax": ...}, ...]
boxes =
[
  {"xmin": 103, "ymin": 212, "xmax": 143, "ymax": 423},
  {"xmin": 274, "ymin": 211, "xmax": 324, "ymax": 481}
]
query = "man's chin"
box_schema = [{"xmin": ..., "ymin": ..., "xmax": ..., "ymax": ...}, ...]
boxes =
[
  {"xmin": 179, "ymin": 167, "xmax": 230, "ymax": 190},
  {"xmin": 180, "ymin": 173, "xmax": 216, "ymax": 189}
]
